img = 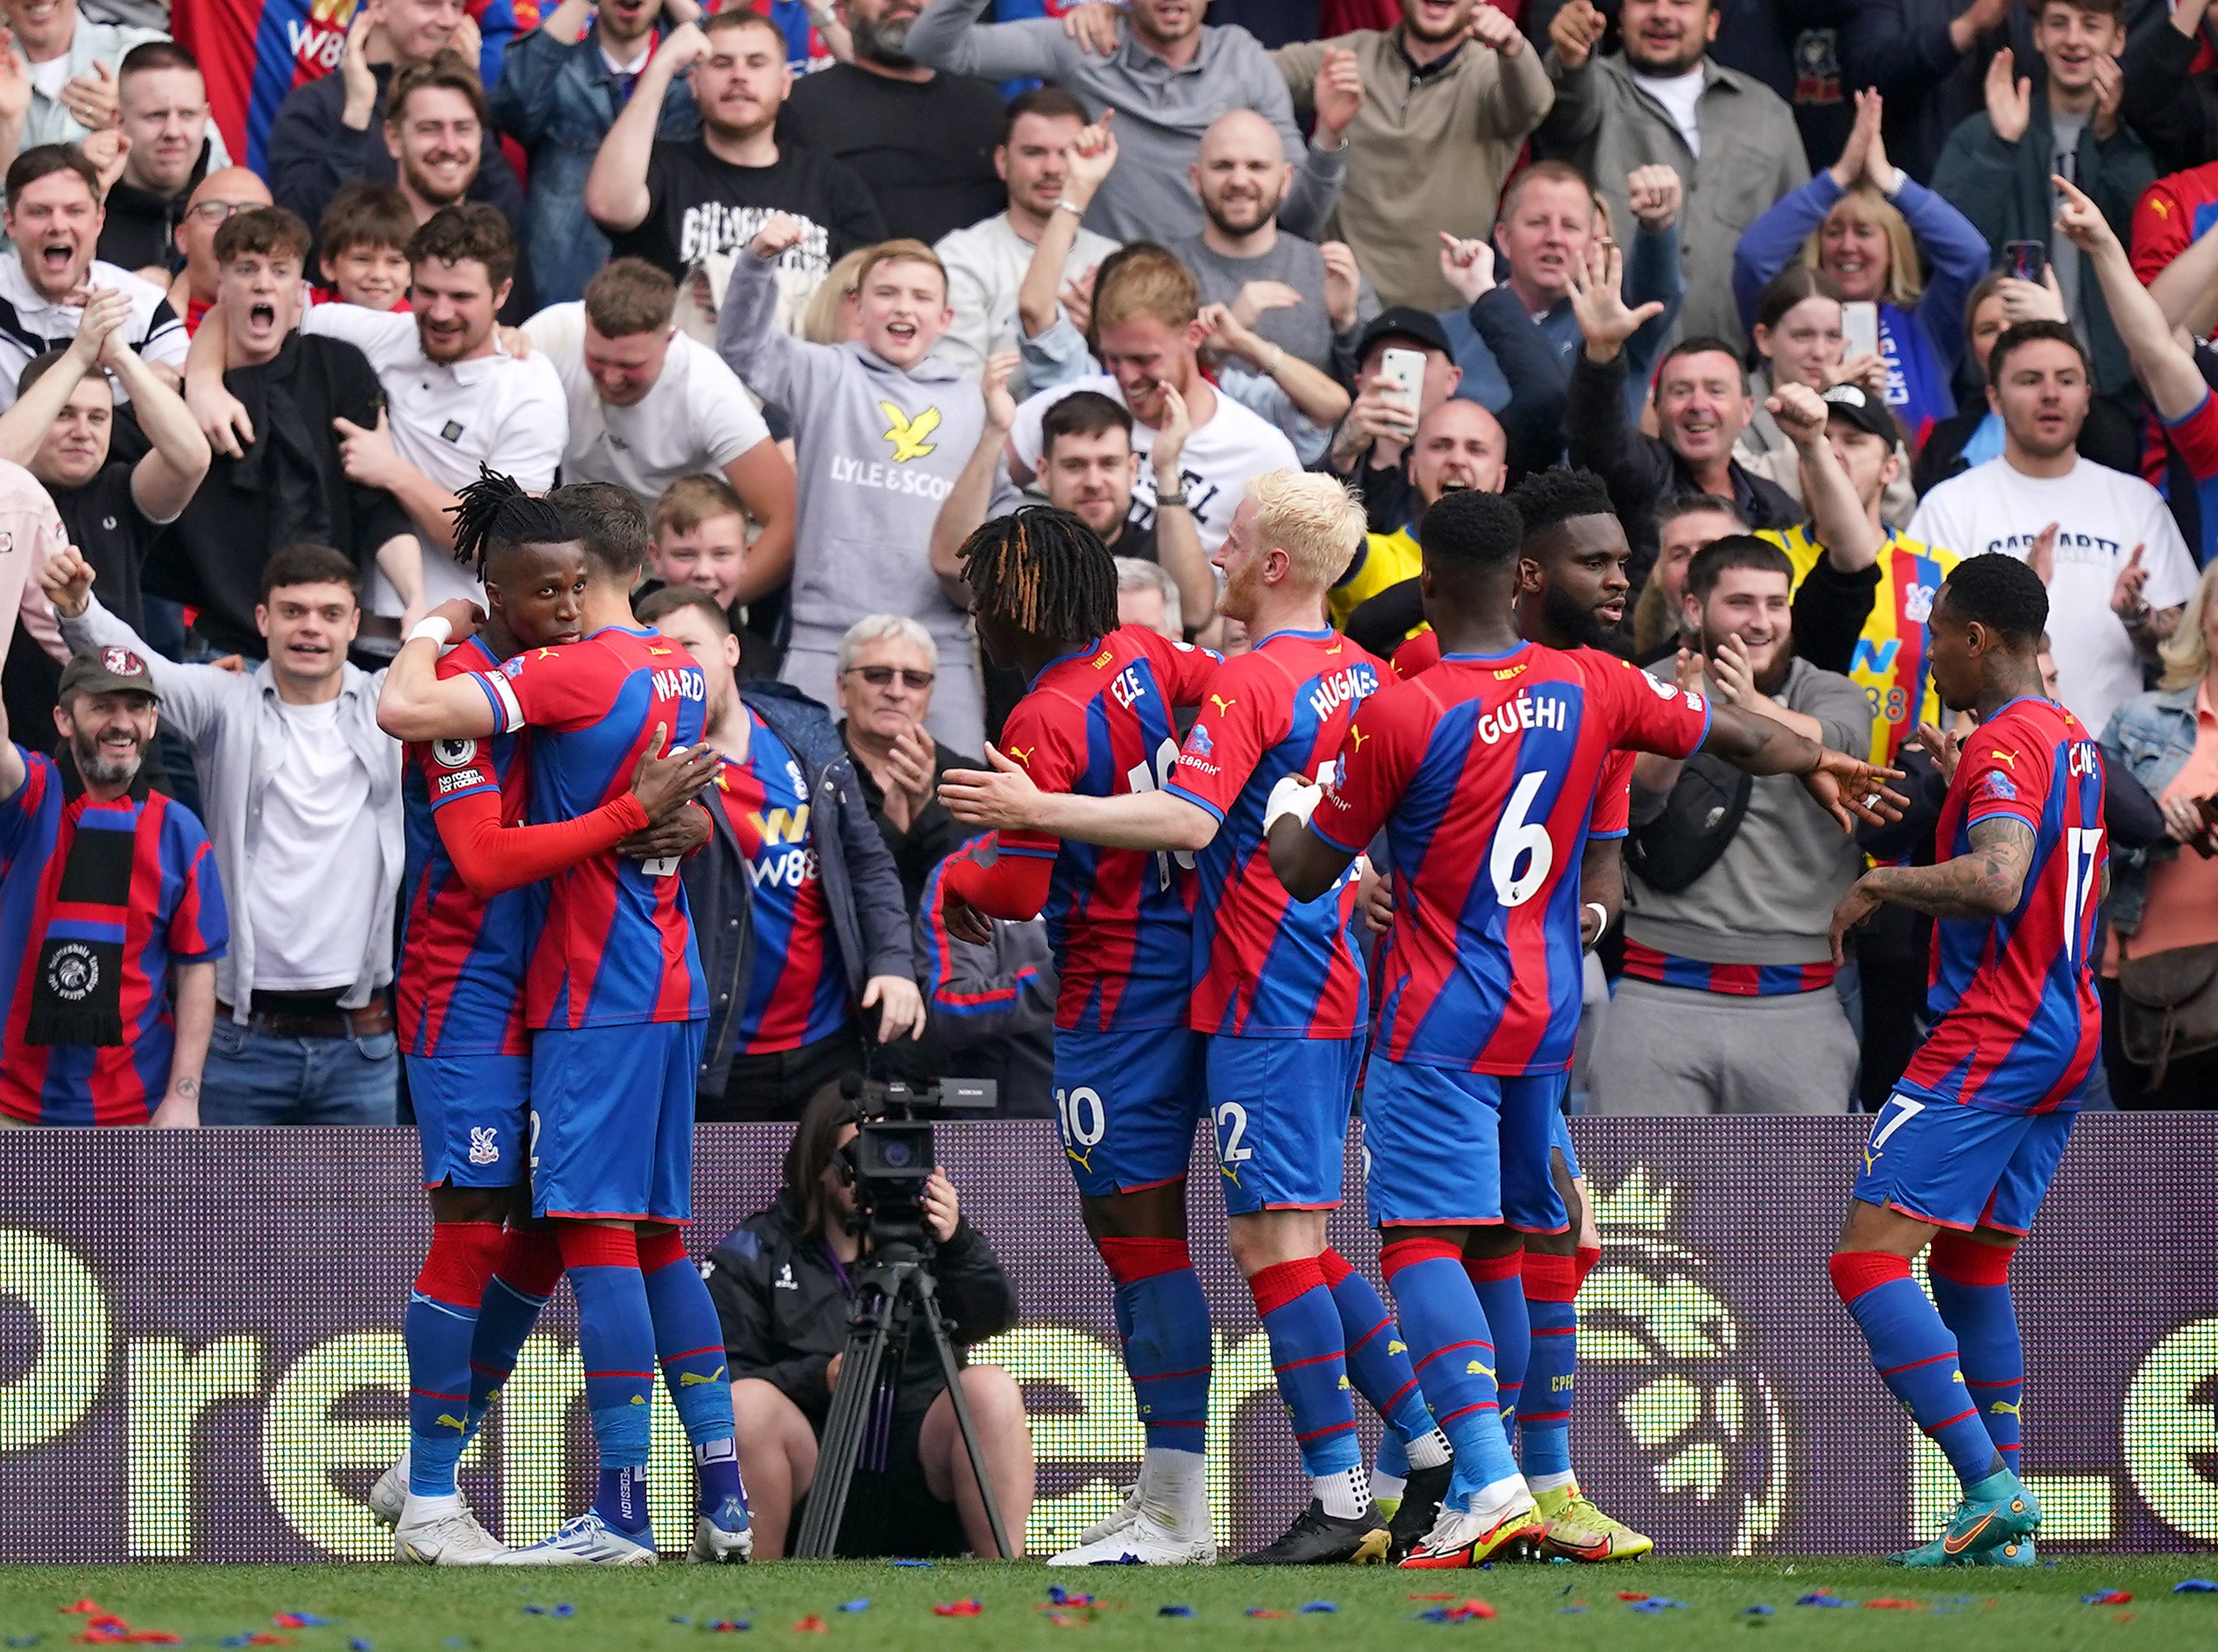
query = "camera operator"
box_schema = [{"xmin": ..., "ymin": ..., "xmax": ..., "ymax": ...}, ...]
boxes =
[{"xmin": 703, "ymin": 1084, "xmax": 1035, "ymax": 1559}]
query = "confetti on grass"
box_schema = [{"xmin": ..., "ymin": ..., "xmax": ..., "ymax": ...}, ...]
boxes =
[
  {"xmin": 1415, "ymin": 1599, "xmax": 1497, "ymax": 1624},
  {"xmin": 1157, "ymin": 1606, "xmax": 1195, "ymax": 1618},
  {"xmin": 1297, "ymin": 1603, "xmax": 1338, "ymax": 1615},
  {"xmin": 836, "ymin": 1602, "xmax": 869, "ymax": 1614},
  {"xmin": 1626, "ymin": 1599, "xmax": 1688, "ymax": 1613},
  {"xmin": 1796, "ymin": 1591, "xmax": 1851, "ymax": 1607},
  {"xmin": 790, "ymin": 1617, "xmax": 827, "ymax": 1634},
  {"xmin": 273, "ymin": 1617, "xmax": 330, "ymax": 1630},
  {"xmin": 521, "ymin": 1606, "xmax": 573, "ymax": 1619},
  {"xmin": 931, "ymin": 1602, "xmax": 983, "ymax": 1618},
  {"xmin": 2174, "ymin": 1580, "xmax": 2216, "ymax": 1594},
  {"xmin": 2083, "ymin": 1591, "xmax": 2134, "ymax": 1606},
  {"xmin": 1045, "ymin": 1589, "xmax": 1094, "ymax": 1608}
]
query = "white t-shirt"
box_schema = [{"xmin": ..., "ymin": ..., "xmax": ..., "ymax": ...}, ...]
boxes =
[
  {"xmin": 28, "ymin": 57, "xmax": 71, "ymax": 102},
  {"xmin": 931, "ymin": 211, "xmax": 1120, "ymax": 382},
  {"xmin": 1906, "ymin": 456, "xmax": 2199, "ymax": 734},
  {"xmin": 1008, "ymin": 374, "xmax": 1300, "ymax": 552},
  {"xmin": 301, "ymin": 303, "xmax": 568, "ymax": 613},
  {"xmin": 1631, "ymin": 66, "xmax": 1706, "ymax": 158},
  {"xmin": 0, "ymin": 257, "xmax": 187, "ymax": 410},
  {"xmin": 250, "ymin": 699, "xmax": 380, "ymax": 992},
  {"xmin": 522, "ymin": 301, "xmax": 771, "ymax": 502}
]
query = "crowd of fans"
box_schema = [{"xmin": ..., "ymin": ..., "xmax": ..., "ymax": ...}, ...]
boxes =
[{"xmin": 3, "ymin": 0, "xmax": 2217, "ymax": 1138}]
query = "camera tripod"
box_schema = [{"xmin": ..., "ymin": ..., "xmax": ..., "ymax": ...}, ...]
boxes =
[{"xmin": 790, "ymin": 1234, "xmax": 1013, "ymax": 1560}]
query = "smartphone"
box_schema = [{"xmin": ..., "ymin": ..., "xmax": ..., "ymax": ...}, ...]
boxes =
[
  {"xmin": 2005, "ymin": 239, "xmax": 2047, "ymax": 284},
  {"xmin": 1379, "ymin": 346, "xmax": 1426, "ymax": 417},
  {"xmin": 1842, "ymin": 301, "xmax": 1880, "ymax": 360}
]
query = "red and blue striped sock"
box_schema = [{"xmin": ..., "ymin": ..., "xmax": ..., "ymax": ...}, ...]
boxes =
[
  {"xmin": 1464, "ymin": 1251, "xmax": 1527, "ymax": 1449},
  {"xmin": 638, "ymin": 1225, "xmax": 745, "ymax": 1517},
  {"xmin": 465, "ymin": 1226, "xmax": 563, "ymax": 1439},
  {"xmin": 1317, "ymin": 1248, "xmax": 1438, "ymax": 1466},
  {"xmin": 1830, "ymin": 1250, "xmax": 2000, "ymax": 1492},
  {"xmin": 405, "ymin": 1221, "xmax": 503, "ymax": 1498},
  {"xmin": 1519, "ymin": 1249, "xmax": 1580, "ymax": 1481},
  {"xmin": 1929, "ymin": 1235, "xmax": 2023, "ymax": 1470},
  {"xmin": 1099, "ymin": 1237, "xmax": 1211, "ymax": 1457},
  {"xmin": 1380, "ymin": 1237, "xmax": 1522, "ymax": 1507},
  {"xmin": 556, "ymin": 1222, "xmax": 657, "ymax": 1535},
  {"xmin": 1247, "ymin": 1257, "xmax": 1362, "ymax": 1487}
]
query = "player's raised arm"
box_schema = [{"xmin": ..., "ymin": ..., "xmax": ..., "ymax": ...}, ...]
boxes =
[
  {"xmin": 940, "ymin": 743, "xmax": 1220, "ymax": 853},
  {"xmin": 375, "ymin": 599, "xmax": 505, "ymax": 742},
  {"xmin": 1701, "ymin": 701, "xmax": 1906, "ymax": 833}
]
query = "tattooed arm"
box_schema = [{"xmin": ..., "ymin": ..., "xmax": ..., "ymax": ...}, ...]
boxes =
[{"xmin": 1828, "ymin": 815, "xmax": 2035, "ymax": 962}]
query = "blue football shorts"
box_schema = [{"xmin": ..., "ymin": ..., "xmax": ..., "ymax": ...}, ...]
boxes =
[
  {"xmin": 1051, "ymin": 1024, "xmax": 1210, "ymax": 1197},
  {"xmin": 1549, "ymin": 1098, "xmax": 1581, "ymax": 1182},
  {"xmin": 1853, "ymin": 1089, "xmax": 2076, "ymax": 1235},
  {"xmin": 1362, "ymin": 1055, "xmax": 1569, "ymax": 1232},
  {"xmin": 1205, "ymin": 1034, "xmax": 1363, "ymax": 1215},
  {"xmin": 529, "ymin": 1021, "xmax": 705, "ymax": 1222},
  {"xmin": 408, "ymin": 1051, "xmax": 529, "ymax": 1190}
]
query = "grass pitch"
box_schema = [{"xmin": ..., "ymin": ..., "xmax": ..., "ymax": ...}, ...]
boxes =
[{"xmin": 2, "ymin": 1556, "xmax": 2212, "ymax": 1652}]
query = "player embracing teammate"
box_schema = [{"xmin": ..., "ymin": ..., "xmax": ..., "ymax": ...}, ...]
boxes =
[
  {"xmin": 378, "ymin": 474, "xmax": 753, "ymax": 1566},
  {"xmin": 1269, "ymin": 484, "xmax": 1901, "ymax": 1566}
]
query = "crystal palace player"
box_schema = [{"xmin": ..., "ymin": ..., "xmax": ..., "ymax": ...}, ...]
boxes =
[
  {"xmin": 934, "ymin": 506, "xmax": 1222, "ymax": 1566},
  {"xmin": 1386, "ymin": 468, "xmax": 1654, "ymax": 1564},
  {"xmin": 940, "ymin": 473, "xmax": 1454, "ymax": 1565},
  {"xmin": 374, "ymin": 506, "xmax": 719, "ymax": 1564},
  {"xmin": 1270, "ymin": 489, "xmax": 1900, "ymax": 1569},
  {"xmin": 1828, "ymin": 554, "xmax": 2102, "ymax": 1569},
  {"xmin": 379, "ymin": 475, "xmax": 751, "ymax": 1567}
]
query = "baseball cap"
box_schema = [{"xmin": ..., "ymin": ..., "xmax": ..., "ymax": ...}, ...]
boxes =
[
  {"xmin": 1355, "ymin": 306, "xmax": 1452, "ymax": 362},
  {"xmin": 58, "ymin": 645, "xmax": 160, "ymax": 704},
  {"xmin": 1820, "ymin": 382, "xmax": 1902, "ymax": 446}
]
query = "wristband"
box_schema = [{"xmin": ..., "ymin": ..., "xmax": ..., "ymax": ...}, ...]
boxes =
[
  {"xmin": 1880, "ymin": 165, "xmax": 1908, "ymax": 199},
  {"xmin": 1265, "ymin": 774, "xmax": 1321, "ymax": 832},
  {"xmin": 1584, "ymin": 902, "xmax": 1608, "ymax": 945},
  {"xmin": 1264, "ymin": 344, "xmax": 1286, "ymax": 377},
  {"xmin": 1053, "ymin": 198, "xmax": 1087, "ymax": 217},
  {"xmin": 407, "ymin": 615, "xmax": 452, "ymax": 648},
  {"xmin": 1154, "ymin": 488, "xmax": 1189, "ymax": 509}
]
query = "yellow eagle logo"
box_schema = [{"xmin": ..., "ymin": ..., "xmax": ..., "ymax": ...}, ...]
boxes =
[{"xmin": 880, "ymin": 401, "xmax": 941, "ymax": 462}]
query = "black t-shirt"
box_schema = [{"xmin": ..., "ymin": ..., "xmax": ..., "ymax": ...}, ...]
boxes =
[
  {"xmin": 609, "ymin": 139, "xmax": 886, "ymax": 285},
  {"xmin": 778, "ymin": 64, "xmax": 1007, "ymax": 246},
  {"xmin": 51, "ymin": 463, "xmax": 155, "ymax": 633}
]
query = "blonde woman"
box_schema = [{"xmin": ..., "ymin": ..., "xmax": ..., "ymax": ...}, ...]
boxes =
[{"xmin": 1732, "ymin": 89, "xmax": 1989, "ymax": 451}]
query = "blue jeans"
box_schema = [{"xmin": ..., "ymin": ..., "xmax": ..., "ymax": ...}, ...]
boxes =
[{"xmin": 201, "ymin": 1019, "xmax": 399, "ymax": 1125}]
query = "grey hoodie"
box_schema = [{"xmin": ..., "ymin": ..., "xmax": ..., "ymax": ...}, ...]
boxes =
[{"xmin": 716, "ymin": 247, "xmax": 1016, "ymax": 666}]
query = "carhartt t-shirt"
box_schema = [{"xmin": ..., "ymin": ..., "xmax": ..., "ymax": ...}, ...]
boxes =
[{"xmin": 609, "ymin": 139, "xmax": 885, "ymax": 296}]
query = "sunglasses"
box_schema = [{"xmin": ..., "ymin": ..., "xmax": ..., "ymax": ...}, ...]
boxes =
[{"xmin": 845, "ymin": 665, "xmax": 934, "ymax": 691}]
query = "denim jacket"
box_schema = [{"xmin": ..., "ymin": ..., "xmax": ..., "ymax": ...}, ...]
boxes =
[
  {"xmin": 682, "ymin": 683, "xmax": 913, "ymax": 1095},
  {"xmin": 490, "ymin": 25, "xmax": 700, "ymax": 307},
  {"xmin": 2099, "ymin": 683, "xmax": 2199, "ymax": 936}
]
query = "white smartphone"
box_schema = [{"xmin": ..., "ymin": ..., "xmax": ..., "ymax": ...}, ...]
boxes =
[
  {"xmin": 1379, "ymin": 346, "xmax": 1426, "ymax": 417},
  {"xmin": 1843, "ymin": 301, "xmax": 1881, "ymax": 361}
]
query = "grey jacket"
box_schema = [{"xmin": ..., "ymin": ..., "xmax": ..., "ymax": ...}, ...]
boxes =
[
  {"xmin": 715, "ymin": 243, "xmax": 1014, "ymax": 659},
  {"xmin": 905, "ymin": 0, "xmax": 1345, "ymax": 246},
  {"xmin": 684, "ymin": 683, "xmax": 913, "ymax": 1096},
  {"xmin": 1625, "ymin": 655, "xmax": 1873, "ymax": 965},
  {"xmin": 58, "ymin": 596, "xmax": 403, "ymax": 1021},
  {"xmin": 2098, "ymin": 682, "xmax": 2200, "ymax": 938},
  {"xmin": 1535, "ymin": 49, "xmax": 1808, "ymax": 350}
]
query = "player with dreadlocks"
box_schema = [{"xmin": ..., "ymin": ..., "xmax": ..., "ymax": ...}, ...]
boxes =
[
  {"xmin": 936, "ymin": 505, "xmax": 1227, "ymax": 1565},
  {"xmin": 379, "ymin": 471, "xmax": 751, "ymax": 1567}
]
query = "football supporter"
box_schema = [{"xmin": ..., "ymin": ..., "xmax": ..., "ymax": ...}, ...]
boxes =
[
  {"xmin": 704, "ymin": 1082, "xmax": 1030, "ymax": 1558},
  {"xmin": 316, "ymin": 183, "xmax": 415, "ymax": 310},
  {"xmin": 636, "ymin": 587, "xmax": 922, "ymax": 1123},
  {"xmin": 942, "ymin": 473, "xmax": 1459, "ymax": 1566},
  {"xmin": 637, "ymin": 473, "xmax": 787, "ymax": 679},
  {"xmin": 0, "ymin": 645, "xmax": 224, "ymax": 1128},
  {"xmin": 903, "ymin": 0, "xmax": 1356, "ymax": 246},
  {"xmin": 833, "ymin": 613, "xmax": 978, "ymax": 911},
  {"xmin": 376, "ymin": 474, "xmax": 751, "ymax": 1567},
  {"xmin": 933, "ymin": 505, "xmax": 1221, "ymax": 1565},
  {"xmin": 153, "ymin": 207, "xmax": 426, "ymax": 664},
  {"xmin": 191, "ymin": 203, "xmax": 567, "ymax": 620},
  {"xmin": 522, "ymin": 258, "xmax": 794, "ymax": 573},
  {"xmin": 1267, "ymin": 488, "xmax": 1897, "ymax": 1568},
  {"xmin": 0, "ymin": 0, "xmax": 169, "ymax": 161},
  {"xmin": 584, "ymin": 11, "xmax": 884, "ymax": 310},
  {"xmin": 1323, "ymin": 306, "xmax": 1461, "ymax": 537},
  {"xmin": 1907, "ymin": 318, "xmax": 2196, "ymax": 739},
  {"xmin": 490, "ymin": 0, "xmax": 707, "ymax": 308},
  {"xmin": 933, "ymin": 87, "xmax": 1120, "ymax": 383},
  {"xmin": 96, "ymin": 40, "xmax": 235, "ymax": 277},
  {"xmin": 719, "ymin": 212, "xmax": 1007, "ymax": 757},
  {"xmin": 264, "ymin": 0, "xmax": 525, "ymax": 260},
  {"xmin": 1006, "ymin": 244, "xmax": 1302, "ymax": 556},
  {"xmin": 1589, "ymin": 535, "xmax": 1875, "ymax": 1117},
  {"xmin": 0, "ymin": 145, "xmax": 187, "ymax": 410},
  {"xmin": 47, "ymin": 542, "xmax": 407, "ymax": 1125},
  {"xmin": 1332, "ymin": 397, "xmax": 1505, "ymax": 643},
  {"xmin": 2118, "ymin": 0, "xmax": 2218, "ymax": 177},
  {"xmin": 1631, "ymin": 493, "xmax": 1745, "ymax": 664},
  {"xmin": 376, "ymin": 483, "xmax": 720, "ymax": 1567},
  {"xmin": 375, "ymin": 54, "xmax": 512, "ymax": 264},
  {"xmin": 162, "ymin": 165, "xmax": 274, "ymax": 336},
  {"xmin": 1827, "ymin": 552, "xmax": 2100, "ymax": 1569},
  {"xmin": 1115, "ymin": 557, "xmax": 1180, "ymax": 639}
]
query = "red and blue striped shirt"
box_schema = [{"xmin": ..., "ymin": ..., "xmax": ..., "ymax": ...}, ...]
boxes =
[
  {"xmin": 0, "ymin": 752, "xmax": 227, "ymax": 1125},
  {"xmin": 1900, "ymin": 697, "xmax": 2106, "ymax": 1116},
  {"xmin": 1620, "ymin": 939, "xmax": 1838, "ymax": 996},
  {"xmin": 1312, "ymin": 644, "xmax": 1710, "ymax": 1075}
]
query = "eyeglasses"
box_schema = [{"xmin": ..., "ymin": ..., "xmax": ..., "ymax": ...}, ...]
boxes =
[
  {"xmin": 844, "ymin": 665, "xmax": 935, "ymax": 691},
  {"xmin": 189, "ymin": 199, "xmax": 259, "ymax": 223}
]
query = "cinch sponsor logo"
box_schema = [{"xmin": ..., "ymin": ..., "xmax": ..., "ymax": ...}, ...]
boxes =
[
  {"xmin": 1307, "ymin": 664, "xmax": 1377, "ymax": 723},
  {"xmin": 1475, "ymin": 691, "xmax": 1569, "ymax": 746}
]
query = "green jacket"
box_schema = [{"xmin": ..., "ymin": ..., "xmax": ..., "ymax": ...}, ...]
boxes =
[{"xmin": 1931, "ymin": 105, "xmax": 2156, "ymax": 396}]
